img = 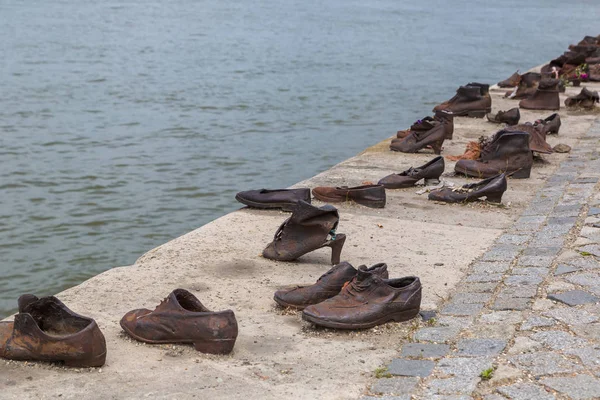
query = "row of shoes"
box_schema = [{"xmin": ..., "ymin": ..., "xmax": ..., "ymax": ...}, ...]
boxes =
[{"xmin": 0, "ymin": 291, "xmax": 239, "ymax": 367}]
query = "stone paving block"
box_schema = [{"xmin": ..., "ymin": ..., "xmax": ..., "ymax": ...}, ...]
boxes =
[
  {"xmin": 479, "ymin": 311, "xmax": 522, "ymax": 324},
  {"xmin": 465, "ymin": 274, "xmax": 503, "ymax": 283},
  {"xmin": 565, "ymin": 272, "xmax": 600, "ymax": 286},
  {"xmin": 362, "ymin": 396, "xmax": 409, "ymax": 400},
  {"xmin": 545, "ymin": 308, "xmax": 599, "ymax": 324},
  {"xmin": 483, "ymin": 395, "xmax": 506, "ymax": 400},
  {"xmin": 520, "ymin": 315, "xmax": 555, "ymax": 330},
  {"xmin": 555, "ymin": 264, "xmax": 579, "ymax": 275},
  {"xmin": 451, "ymin": 292, "xmax": 492, "ymax": 304},
  {"xmin": 578, "ymin": 244, "xmax": 600, "ymax": 257},
  {"xmin": 419, "ymin": 310, "xmax": 437, "ymax": 322},
  {"xmin": 511, "ymin": 267, "xmax": 549, "ymax": 276},
  {"xmin": 480, "ymin": 244, "xmax": 521, "ymax": 262},
  {"xmin": 505, "ymin": 274, "xmax": 543, "ymax": 286},
  {"xmin": 400, "ymin": 343, "xmax": 450, "ymax": 359},
  {"xmin": 571, "ymin": 323, "xmax": 600, "ymax": 341},
  {"xmin": 387, "ymin": 359, "xmax": 435, "ymax": 377},
  {"xmin": 436, "ymin": 316, "xmax": 473, "ymax": 329},
  {"xmin": 370, "ymin": 377, "xmax": 419, "ymax": 396},
  {"xmin": 469, "ymin": 323, "xmax": 516, "ymax": 340},
  {"xmin": 415, "ymin": 327, "xmax": 460, "ymax": 343},
  {"xmin": 576, "ymin": 177, "xmax": 599, "ymax": 184},
  {"xmin": 516, "ymin": 255, "xmax": 554, "ymax": 268},
  {"xmin": 548, "ymin": 290, "xmax": 600, "ymax": 306},
  {"xmin": 589, "ymin": 206, "xmax": 600, "ymax": 215},
  {"xmin": 498, "ymin": 285, "xmax": 538, "ymax": 298},
  {"xmin": 425, "ymin": 378, "xmax": 478, "ymax": 396},
  {"xmin": 546, "ymin": 216, "xmax": 578, "ymax": 226},
  {"xmin": 522, "ymin": 246, "xmax": 561, "ymax": 257},
  {"xmin": 456, "ymin": 339, "xmax": 506, "ymax": 356},
  {"xmin": 565, "ymin": 347, "xmax": 600, "ymax": 368},
  {"xmin": 429, "ymin": 396, "xmax": 472, "ymax": 400},
  {"xmin": 491, "ymin": 296, "xmax": 530, "ymax": 311},
  {"xmin": 460, "ymin": 282, "xmax": 498, "ymax": 293},
  {"xmin": 507, "ymin": 336, "xmax": 542, "ymax": 354},
  {"xmin": 541, "ymin": 375, "xmax": 600, "ymax": 400},
  {"xmin": 496, "ymin": 382, "xmax": 555, "ymax": 400},
  {"xmin": 551, "ymin": 204, "xmax": 583, "ymax": 217},
  {"xmin": 529, "ymin": 235, "xmax": 565, "ymax": 248},
  {"xmin": 561, "ymin": 256, "xmax": 600, "ymax": 270},
  {"xmin": 531, "ymin": 330, "xmax": 588, "ymax": 351},
  {"xmin": 509, "ymin": 352, "xmax": 584, "ymax": 376},
  {"xmin": 471, "ymin": 261, "xmax": 511, "ymax": 274},
  {"xmin": 435, "ymin": 357, "xmax": 493, "ymax": 377},
  {"xmin": 496, "ymin": 234, "xmax": 530, "ymax": 246},
  {"xmin": 441, "ymin": 302, "xmax": 483, "ymax": 316}
]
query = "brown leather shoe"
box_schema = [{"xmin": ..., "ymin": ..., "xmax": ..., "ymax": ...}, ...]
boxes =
[
  {"xmin": 498, "ymin": 71, "xmax": 521, "ymax": 88},
  {"xmin": 428, "ymin": 173, "xmax": 507, "ymax": 204},
  {"xmin": 302, "ymin": 267, "xmax": 422, "ymax": 329},
  {"xmin": 396, "ymin": 110, "xmax": 454, "ymax": 140},
  {"xmin": 433, "ymin": 83, "xmax": 492, "ymax": 117},
  {"xmin": 120, "ymin": 289, "xmax": 238, "ymax": 354},
  {"xmin": 0, "ymin": 295, "xmax": 106, "ymax": 367},
  {"xmin": 519, "ymin": 79, "xmax": 560, "ymax": 110},
  {"xmin": 263, "ymin": 200, "xmax": 347, "ymax": 264},
  {"xmin": 273, "ymin": 262, "xmax": 388, "ymax": 310},
  {"xmin": 312, "ymin": 185, "xmax": 386, "ymax": 209},
  {"xmin": 565, "ymin": 87, "xmax": 600, "ymax": 108},
  {"xmin": 506, "ymin": 124, "xmax": 553, "ymax": 154},
  {"xmin": 236, "ymin": 188, "xmax": 311, "ymax": 211},
  {"xmin": 390, "ymin": 123, "xmax": 446, "ymax": 154},
  {"xmin": 378, "ymin": 156, "xmax": 444, "ymax": 189},
  {"xmin": 486, "ymin": 108, "xmax": 520, "ymax": 125},
  {"xmin": 534, "ymin": 113, "xmax": 561, "ymax": 135},
  {"xmin": 455, "ymin": 130, "xmax": 533, "ymax": 179},
  {"xmin": 504, "ymin": 72, "xmax": 542, "ymax": 99}
]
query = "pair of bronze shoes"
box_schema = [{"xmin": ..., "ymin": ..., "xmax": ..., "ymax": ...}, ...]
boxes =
[
  {"xmin": 428, "ymin": 173, "xmax": 508, "ymax": 204},
  {"xmin": 0, "ymin": 290, "xmax": 238, "ymax": 367},
  {"xmin": 565, "ymin": 87, "xmax": 600, "ymax": 108},
  {"xmin": 391, "ymin": 110, "xmax": 454, "ymax": 155},
  {"xmin": 274, "ymin": 262, "xmax": 422, "ymax": 329}
]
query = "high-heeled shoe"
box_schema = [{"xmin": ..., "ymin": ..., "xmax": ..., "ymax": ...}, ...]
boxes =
[
  {"xmin": 263, "ymin": 200, "xmax": 346, "ymax": 264},
  {"xmin": 390, "ymin": 123, "xmax": 446, "ymax": 154},
  {"xmin": 428, "ymin": 173, "xmax": 507, "ymax": 203},
  {"xmin": 378, "ymin": 156, "xmax": 445, "ymax": 189}
]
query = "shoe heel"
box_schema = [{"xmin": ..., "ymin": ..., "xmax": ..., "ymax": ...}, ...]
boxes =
[
  {"xmin": 485, "ymin": 192, "xmax": 504, "ymax": 203},
  {"xmin": 327, "ymin": 233, "xmax": 346, "ymax": 265},
  {"xmin": 510, "ymin": 168, "xmax": 531, "ymax": 179},
  {"xmin": 63, "ymin": 352, "xmax": 106, "ymax": 368},
  {"xmin": 194, "ymin": 339, "xmax": 236, "ymax": 355},
  {"xmin": 466, "ymin": 110, "xmax": 487, "ymax": 118},
  {"xmin": 390, "ymin": 308, "xmax": 420, "ymax": 323},
  {"xmin": 431, "ymin": 141, "xmax": 443, "ymax": 155}
]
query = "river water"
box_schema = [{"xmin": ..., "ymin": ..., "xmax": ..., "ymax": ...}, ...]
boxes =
[{"xmin": 1, "ymin": 0, "xmax": 598, "ymax": 316}]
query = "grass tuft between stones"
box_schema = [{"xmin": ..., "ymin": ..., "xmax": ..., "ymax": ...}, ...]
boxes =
[
  {"xmin": 479, "ymin": 366, "xmax": 495, "ymax": 380},
  {"xmin": 374, "ymin": 366, "xmax": 392, "ymax": 379}
]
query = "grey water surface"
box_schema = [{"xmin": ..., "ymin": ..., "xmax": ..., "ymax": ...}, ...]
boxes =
[{"xmin": 1, "ymin": 0, "xmax": 598, "ymax": 316}]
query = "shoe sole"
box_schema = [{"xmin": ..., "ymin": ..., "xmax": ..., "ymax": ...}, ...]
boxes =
[
  {"xmin": 312, "ymin": 192, "xmax": 385, "ymax": 209},
  {"xmin": 235, "ymin": 194, "xmax": 297, "ymax": 212},
  {"xmin": 273, "ymin": 295, "xmax": 306, "ymax": 310},
  {"xmin": 302, "ymin": 308, "xmax": 420, "ymax": 330},
  {"xmin": 455, "ymin": 166, "xmax": 530, "ymax": 179},
  {"xmin": 120, "ymin": 322, "xmax": 236, "ymax": 354}
]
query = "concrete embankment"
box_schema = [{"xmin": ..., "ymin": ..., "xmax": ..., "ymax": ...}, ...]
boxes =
[{"xmin": 2, "ymin": 71, "xmax": 600, "ymax": 399}]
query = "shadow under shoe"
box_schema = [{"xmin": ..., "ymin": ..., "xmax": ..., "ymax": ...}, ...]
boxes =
[
  {"xmin": 0, "ymin": 295, "xmax": 106, "ymax": 367},
  {"xmin": 263, "ymin": 200, "xmax": 347, "ymax": 264},
  {"xmin": 519, "ymin": 79, "xmax": 560, "ymax": 110},
  {"xmin": 311, "ymin": 185, "xmax": 386, "ymax": 209},
  {"xmin": 273, "ymin": 262, "xmax": 388, "ymax": 310},
  {"xmin": 378, "ymin": 156, "xmax": 445, "ymax": 189},
  {"xmin": 302, "ymin": 267, "xmax": 422, "ymax": 329},
  {"xmin": 390, "ymin": 123, "xmax": 446, "ymax": 155},
  {"xmin": 428, "ymin": 173, "xmax": 507, "ymax": 203},
  {"xmin": 454, "ymin": 130, "xmax": 533, "ymax": 179},
  {"xmin": 120, "ymin": 289, "xmax": 238, "ymax": 354}
]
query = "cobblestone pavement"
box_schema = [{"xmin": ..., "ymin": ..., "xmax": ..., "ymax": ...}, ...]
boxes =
[{"xmin": 363, "ymin": 120, "xmax": 600, "ymax": 400}]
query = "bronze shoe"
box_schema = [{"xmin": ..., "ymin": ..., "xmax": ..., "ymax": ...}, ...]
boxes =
[
  {"xmin": 506, "ymin": 123, "xmax": 553, "ymax": 154},
  {"xmin": 455, "ymin": 130, "xmax": 533, "ymax": 179},
  {"xmin": 565, "ymin": 87, "xmax": 600, "ymax": 108},
  {"xmin": 273, "ymin": 262, "xmax": 388, "ymax": 310},
  {"xmin": 498, "ymin": 70, "xmax": 521, "ymax": 88},
  {"xmin": 428, "ymin": 173, "xmax": 507, "ymax": 204},
  {"xmin": 378, "ymin": 156, "xmax": 444, "ymax": 189},
  {"xmin": 433, "ymin": 83, "xmax": 491, "ymax": 117},
  {"xmin": 533, "ymin": 113, "xmax": 561, "ymax": 135},
  {"xmin": 396, "ymin": 116, "xmax": 437, "ymax": 139},
  {"xmin": 396, "ymin": 110, "xmax": 454, "ymax": 140},
  {"xmin": 0, "ymin": 295, "xmax": 106, "ymax": 367},
  {"xmin": 302, "ymin": 267, "xmax": 422, "ymax": 329},
  {"xmin": 120, "ymin": 289, "xmax": 238, "ymax": 354},
  {"xmin": 235, "ymin": 188, "xmax": 311, "ymax": 211},
  {"xmin": 390, "ymin": 123, "xmax": 446, "ymax": 155},
  {"xmin": 263, "ymin": 200, "xmax": 347, "ymax": 264},
  {"xmin": 519, "ymin": 79, "xmax": 560, "ymax": 110},
  {"xmin": 312, "ymin": 185, "xmax": 386, "ymax": 209},
  {"xmin": 486, "ymin": 108, "xmax": 520, "ymax": 125}
]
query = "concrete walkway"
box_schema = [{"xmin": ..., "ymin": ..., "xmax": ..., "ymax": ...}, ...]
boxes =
[{"xmin": 2, "ymin": 78, "xmax": 599, "ymax": 399}]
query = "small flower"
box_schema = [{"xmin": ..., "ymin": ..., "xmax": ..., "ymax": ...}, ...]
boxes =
[{"xmin": 581, "ymin": 73, "xmax": 588, "ymax": 79}]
